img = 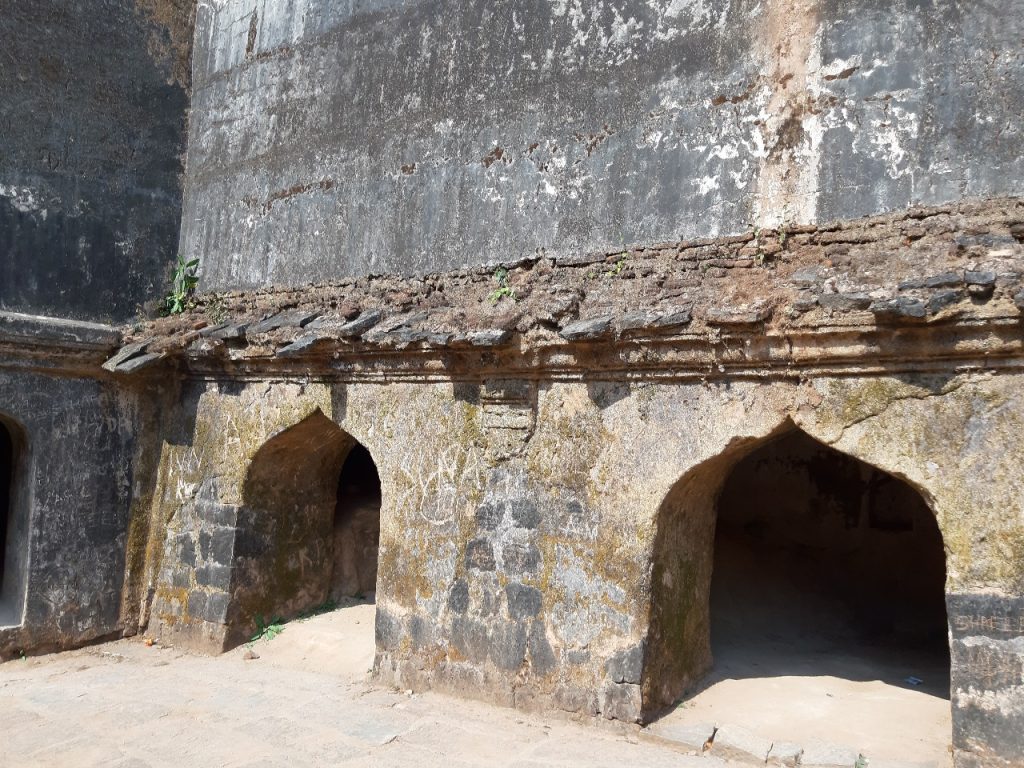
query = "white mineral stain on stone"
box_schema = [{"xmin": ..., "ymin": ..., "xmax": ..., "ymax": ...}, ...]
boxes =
[{"xmin": 0, "ymin": 184, "xmax": 42, "ymax": 214}]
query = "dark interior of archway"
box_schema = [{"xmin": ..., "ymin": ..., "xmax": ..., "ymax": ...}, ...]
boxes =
[
  {"xmin": 331, "ymin": 443, "xmax": 381, "ymax": 601},
  {"xmin": 0, "ymin": 422, "xmax": 12, "ymax": 589},
  {"xmin": 710, "ymin": 431, "xmax": 949, "ymax": 697}
]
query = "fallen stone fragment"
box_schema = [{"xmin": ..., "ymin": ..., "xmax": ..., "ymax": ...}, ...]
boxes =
[
  {"xmin": 710, "ymin": 723, "xmax": 773, "ymax": 763},
  {"xmin": 101, "ymin": 338, "xmax": 152, "ymax": 372},
  {"xmin": 560, "ymin": 316, "xmax": 614, "ymax": 341},
  {"xmin": 767, "ymin": 741, "xmax": 804, "ymax": 767}
]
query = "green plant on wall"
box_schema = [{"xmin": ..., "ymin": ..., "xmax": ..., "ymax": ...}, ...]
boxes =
[
  {"xmin": 163, "ymin": 254, "xmax": 200, "ymax": 315},
  {"xmin": 487, "ymin": 266, "xmax": 517, "ymax": 305}
]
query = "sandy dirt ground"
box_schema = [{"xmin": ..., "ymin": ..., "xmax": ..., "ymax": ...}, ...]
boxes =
[
  {"xmin": 653, "ymin": 638, "xmax": 953, "ymax": 767},
  {"xmin": 0, "ymin": 602, "xmax": 952, "ymax": 768}
]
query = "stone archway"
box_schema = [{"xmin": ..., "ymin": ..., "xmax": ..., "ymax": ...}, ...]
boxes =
[
  {"xmin": 225, "ymin": 410, "xmax": 382, "ymax": 648},
  {"xmin": 0, "ymin": 414, "xmax": 26, "ymax": 628},
  {"xmin": 643, "ymin": 426, "xmax": 950, "ymax": 743}
]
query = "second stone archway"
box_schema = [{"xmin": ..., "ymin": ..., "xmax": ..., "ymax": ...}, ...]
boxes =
[{"xmin": 642, "ymin": 424, "xmax": 949, "ymax": 716}]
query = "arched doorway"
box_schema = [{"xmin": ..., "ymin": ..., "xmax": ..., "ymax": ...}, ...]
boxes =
[
  {"xmin": 0, "ymin": 419, "xmax": 13, "ymax": 596},
  {"xmin": 711, "ymin": 430, "xmax": 948, "ymax": 683},
  {"xmin": 644, "ymin": 427, "xmax": 950, "ymax": 758},
  {"xmin": 0, "ymin": 415, "xmax": 25, "ymax": 628},
  {"xmin": 226, "ymin": 411, "xmax": 382, "ymax": 648}
]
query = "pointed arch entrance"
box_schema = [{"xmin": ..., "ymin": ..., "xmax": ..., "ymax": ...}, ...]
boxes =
[
  {"xmin": 226, "ymin": 411, "xmax": 382, "ymax": 647},
  {"xmin": 644, "ymin": 426, "xmax": 950, "ymax": 749},
  {"xmin": 0, "ymin": 414, "xmax": 26, "ymax": 627}
]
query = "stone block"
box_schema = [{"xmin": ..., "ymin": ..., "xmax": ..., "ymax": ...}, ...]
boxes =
[
  {"xmin": 870, "ymin": 296, "xmax": 927, "ymax": 321},
  {"xmin": 605, "ymin": 644, "xmax": 644, "ymax": 685},
  {"xmin": 115, "ymin": 352, "xmax": 162, "ymax": 373},
  {"xmin": 101, "ymin": 339, "xmax": 151, "ymax": 372},
  {"xmin": 508, "ymin": 498, "xmax": 540, "ymax": 528},
  {"xmin": 489, "ymin": 621, "xmax": 528, "ymax": 671},
  {"xmin": 502, "ymin": 541, "xmax": 541, "ymax": 574},
  {"xmin": 474, "ymin": 501, "xmax": 505, "ymax": 530},
  {"xmin": 926, "ymin": 289, "xmax": 962, "ymax": 314},
  {"xmin": 447, "ymin": 580, "xmax": 469, "ymax": 614},
  {"xmin": 249, "ymin": 309, "xmax": 321, "ymax": 335},
  {"xmin": 505, "ymin": 583, "xmax": 542, "ymax": 619},
  {"xmin": 706, "ymin": 305, "xmax": 772, "ymax": 325},
  {"xmin": 338, "ymin": 310, "xmax": 383, "ymax": 337},
  {"xmin": 599, "ymin": 682, "xmax": 642, "ymax": 722},
  {"xmin": 276, "ymin": 333, "xmax": 327, "ymax": 357},
  {"xmin": 528, "ymin": 621, "xmax": 556, "ymax": 675},
  {"xmin": 195, "ymin": 564, "xmax": 231, "ymax": 591},
  {"xmin": 466, "ymin": 329, "xmax": 512, "ymax": 346},
  {"xmin": 464, "ymin": 538, "xmax": 495, "ymax": 571},
  {"xmin": 559, "ymin": 316, "xmax": 614, "ymax": 341}
]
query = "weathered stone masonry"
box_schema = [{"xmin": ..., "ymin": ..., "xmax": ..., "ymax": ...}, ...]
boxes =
[
  {"xmin": 99, "ymin": 199, "xmax": 1024, "ymax": 767},
  {"xmin": 2, "ymin": 0, "xmax": 1024, "ymax": 766}
]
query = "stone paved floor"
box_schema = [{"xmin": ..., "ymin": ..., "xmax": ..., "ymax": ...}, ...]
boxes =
[
  {"xmin": 0, "ymin": 604, "xmax": 952, "ymax": 768},
  {"xmin": 0, "ymin": 607, "xmax": 718, "ymax": 768}
]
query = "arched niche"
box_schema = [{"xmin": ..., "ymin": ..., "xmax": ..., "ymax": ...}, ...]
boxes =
[
  {"xmin": 225, "ymin": 410, "xmax": 382, "ymax": 647},
  {"xmin": 643, "ymin": 424, "xmax": 948, "ymax": 715}
]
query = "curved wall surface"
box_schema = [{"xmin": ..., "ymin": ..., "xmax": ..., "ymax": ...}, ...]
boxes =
[
  {"xmin": 0, "ymin": 1, "xmax": 193, "ymax": 322},
  {"xmin": 181, "ymin": 0, "xmax": 1023, "ymax": 290}
]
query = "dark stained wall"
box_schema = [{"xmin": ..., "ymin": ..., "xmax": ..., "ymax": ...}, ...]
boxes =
[
  {"xmin": 180, "ymin": 0, "xmax": 1023, "ymax": 291},
  {"xmin": 0, "ymin": 1, "xmax": 194, "ymax": 322}
]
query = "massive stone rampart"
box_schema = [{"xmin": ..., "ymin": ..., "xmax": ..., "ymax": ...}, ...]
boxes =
[{"xmin": 181, "ymin": 0, "xmax": 1023, "ymax": 290}]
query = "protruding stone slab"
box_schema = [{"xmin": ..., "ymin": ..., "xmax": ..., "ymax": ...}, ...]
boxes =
[
  {"xmin": 276, "ymin": 333, "xmax": 327, "ymax": 357},
  {"xmin": 201, "ymin": 322, "xmax": 248, "ymax": 341},
  {"xmin": 114, "ymin": 352, "xmax": 163, "ymax": 373},
  {"xmin": 559, "ymin": 316, "xmax": 614, "ymax": 341},
  {"xmin": 0, "ymin": 311, "xmax": 122, "ymax": 349},
  {"xmin": 466, "ymin": 329, "xmax": 512, "ymax": 346},
  {"xmin": 339, "ymin": 309, "xmax": 384, "ymax": 337},
  {"xmin": 248, "ymin": 309, "xmax": 321, "ymax": 335},
  {"xmin": 102, "ymin": 338, "xmax": 152, "ymax": 372}
]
